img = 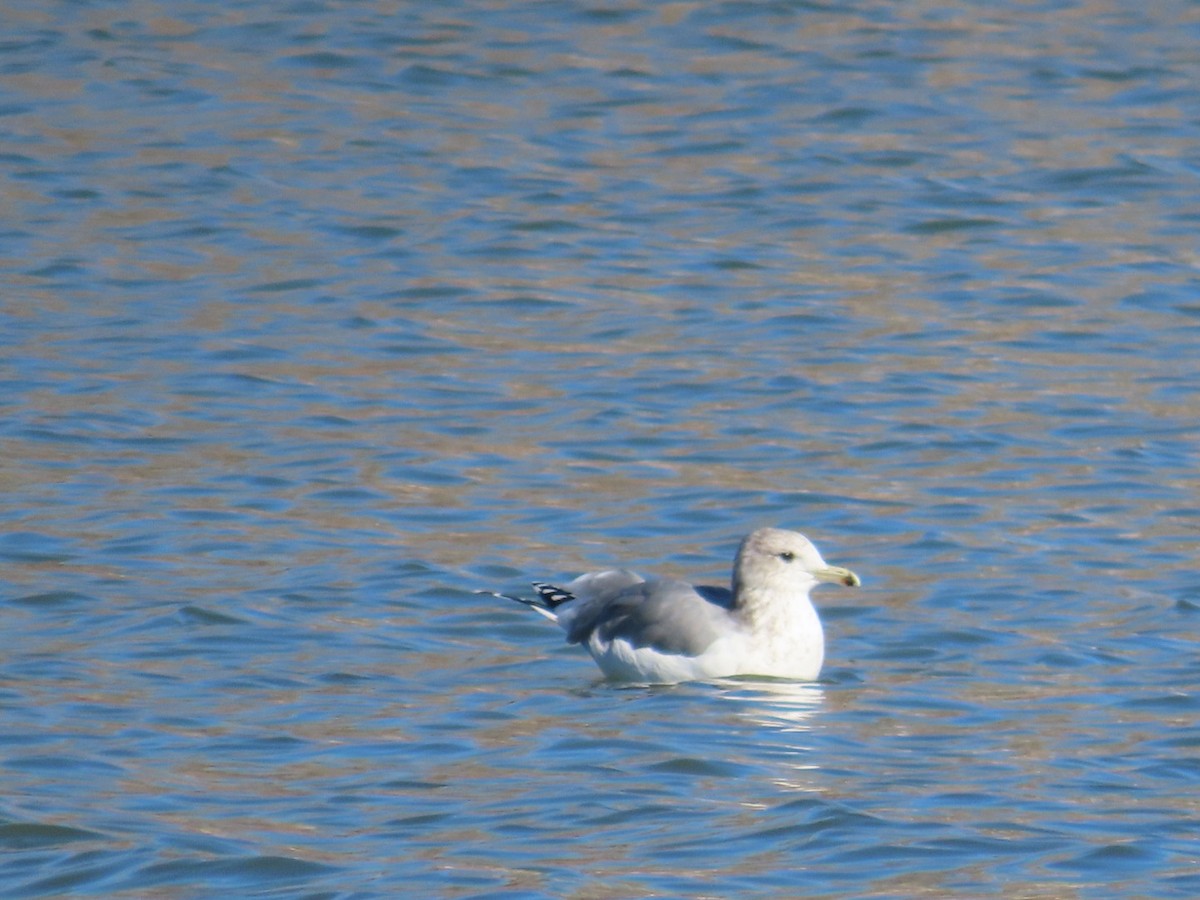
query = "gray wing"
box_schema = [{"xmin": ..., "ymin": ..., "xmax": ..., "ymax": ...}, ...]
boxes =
[{"xmin": 560, "ymin": 575, "xmax": 737, "ymax": 657}]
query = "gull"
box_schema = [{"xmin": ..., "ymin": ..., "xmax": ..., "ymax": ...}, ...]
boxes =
[{"xmin": 485, "ymin": 528, "xmax": 860, "ymax": 683}]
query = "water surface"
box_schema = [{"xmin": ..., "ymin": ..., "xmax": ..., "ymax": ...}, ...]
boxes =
[{"xmin": 2, "ymin": 1, "xmax": 1200, "ymax": 897}]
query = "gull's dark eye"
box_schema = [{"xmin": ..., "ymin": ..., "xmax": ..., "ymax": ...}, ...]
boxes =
[{"xmin": 779, "ymin": 551, "xmax": 795, "ymax": 562}]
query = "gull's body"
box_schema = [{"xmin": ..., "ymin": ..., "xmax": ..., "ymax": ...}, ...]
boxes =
[{"xmin": 489, "ymin": 528, "xmax": 860, "ymax": 684}]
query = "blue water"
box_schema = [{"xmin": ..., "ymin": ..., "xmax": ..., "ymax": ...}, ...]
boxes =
[{"xmin": 3, "ymin": 1, "xmax": 1200, "ymax": 896}]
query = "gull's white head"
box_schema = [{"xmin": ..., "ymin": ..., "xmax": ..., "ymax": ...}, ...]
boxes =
[{"xmin": 733, "ymin": 527, "xmax": 861, "ymax": 595}]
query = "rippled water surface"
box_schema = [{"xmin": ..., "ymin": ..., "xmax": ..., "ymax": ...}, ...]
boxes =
[{"xmin": 3, "ymin": 1, "xmax": 1200, "ymax": 897}]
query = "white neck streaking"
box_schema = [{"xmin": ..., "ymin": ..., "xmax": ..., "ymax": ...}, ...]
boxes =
[{"xmin": 733, "ymin": 586, "xmax": 825, "ymax": 679}]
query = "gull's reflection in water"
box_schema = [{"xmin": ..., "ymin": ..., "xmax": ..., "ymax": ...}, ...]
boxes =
[
  {"xmin": 716, "ymin": 678, "xmax": 826, "ymax": 731},
  {"xmin": 710, "ymin": 679, "xmax": 827, "ymax": 796}
]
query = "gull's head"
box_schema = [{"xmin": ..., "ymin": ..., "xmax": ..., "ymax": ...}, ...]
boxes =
[{"xmin": 733, "ymin": 527, "xmax": 861, "ymax": 594}]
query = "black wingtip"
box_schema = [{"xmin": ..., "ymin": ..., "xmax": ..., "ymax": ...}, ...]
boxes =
[
  {"xmin": 477, "ymin": 584, "xmax": 576, "ymax": 612},
  {"xmin": 530, "ymin": 582, "xmax": 576, "ymax": 609}
]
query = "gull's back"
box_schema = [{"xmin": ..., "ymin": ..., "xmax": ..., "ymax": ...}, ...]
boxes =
[{"xmin": 556, "ymin": 569, "xmax": 739, "ymax": 665}]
